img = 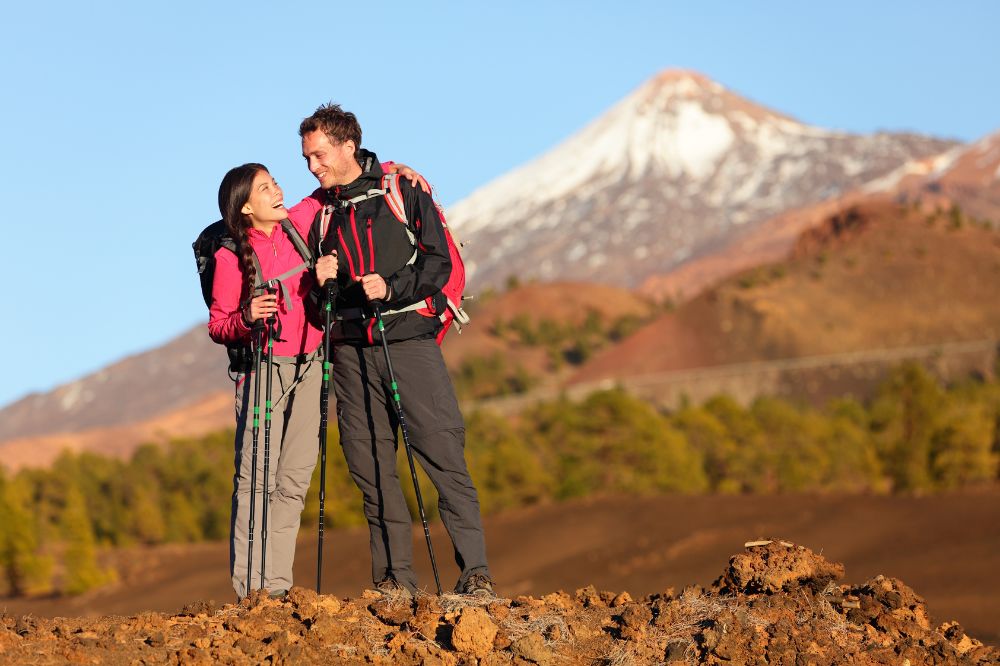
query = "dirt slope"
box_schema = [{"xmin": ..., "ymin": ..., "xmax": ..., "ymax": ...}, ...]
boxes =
[
  {"xmin": 572, "ymin": 200, "xmax": 1000, "ymax": 384},
  {"xmin": 443, "ymin": 281, "xmax": 655, "ymax": 369}
]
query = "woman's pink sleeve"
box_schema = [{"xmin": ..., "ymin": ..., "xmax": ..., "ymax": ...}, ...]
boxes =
[
  {"xmin": 287, "ymin": 189, "xmax": 324, "ymax": 236},
  {"xmin": 207, "ymin": 248, "xmax": 250, "ymax": 344}
]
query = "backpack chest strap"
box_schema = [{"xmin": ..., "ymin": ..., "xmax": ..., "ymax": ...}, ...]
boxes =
[
  {"xmin": 338, "ymin": 188, "xmax": 388, "ymax": 208},
  {"xmin": 257, "ymin": 261, "xmax": 308, "ymax": 311},
  {"xmin": 334, "ymin": 300, "xmax": 424, "ymax": 321}
]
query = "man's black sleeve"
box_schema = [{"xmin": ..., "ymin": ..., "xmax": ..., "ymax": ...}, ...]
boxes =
[{"xmin": 385, "ymin": 180, "xmax": 452, "ymax": 308}]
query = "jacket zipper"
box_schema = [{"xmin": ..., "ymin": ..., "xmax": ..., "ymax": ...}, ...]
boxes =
[
  {"xmin": 366, "ymin": 218, "xmax": 375, "ymax": 272},
  {"xmin": 350, "ymin": 207, "xmax": 366, "ymax": 275},
  {"xmin": 366, "ymin": 217, "xmax": 378, "ymax": 346},
  {"xmin": 337, "ymin": 227, "xmax": 357, "ymax": 279}
]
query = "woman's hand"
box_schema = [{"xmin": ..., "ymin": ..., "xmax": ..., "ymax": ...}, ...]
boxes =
[
  {"xmin": 245, "ymin": 292, "xmax": 278, "ymax": 324},
  {"xmin": 385, "ymin": 162, "xmax": 431, "ymax": 193},
  {"xmin": 315, "ymin": 252, "xmax": 339, "ymax": 287}
]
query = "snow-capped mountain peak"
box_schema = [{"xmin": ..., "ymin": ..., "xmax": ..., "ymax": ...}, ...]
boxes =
[{"xmin": 447, "ymin": 69, "xmax": 956, "ymax": 289}]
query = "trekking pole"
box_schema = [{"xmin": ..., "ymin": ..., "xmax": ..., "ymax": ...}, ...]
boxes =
[
  {"xmin": 260, "ymin": 285, "xmax": 278, "ymax": 591},
  {"xmin": 372, "ymin": 301, "xmax": 442, "ymax": 595},
  {"xmin": 317, "ymin": 278, "xmax": 338, "ymax": 594},
  {"xmin": 247, "ymin": 320, "xmax": 265, "ymax": 594}
]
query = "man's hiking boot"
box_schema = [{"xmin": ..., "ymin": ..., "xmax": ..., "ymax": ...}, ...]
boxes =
[
  {"xmin": 376, "ymin": 576, "xmax": 413, "ymax": 599},
  {"xmin": 268, "ymin": 589, "xmax": 288, "ymax": 600},
  {"xmin": 458, "ymin": 572, "xmax": 496, "ymax": 598}
]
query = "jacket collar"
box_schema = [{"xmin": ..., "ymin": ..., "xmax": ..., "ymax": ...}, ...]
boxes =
[{"xmin": 329, "ymin": 149, "xmax": 384, "ymax": 201}]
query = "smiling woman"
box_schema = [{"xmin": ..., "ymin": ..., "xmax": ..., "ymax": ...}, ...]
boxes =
[
  {"xmin": 206, "ymin": 157, "xmax": 426, "ymax": 601},
  {"xmin": 209, "ymin": 162, "xmax": 329, "ymax": 601}
]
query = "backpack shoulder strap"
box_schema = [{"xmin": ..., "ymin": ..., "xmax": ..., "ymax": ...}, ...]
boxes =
[
  {"xmin": 382, "ymin": 173, "xmax": 408, "ymax": 225},
  {"xmin": 312, "ymin": 204, "xmax": 335, "ymax": 258},
  {"xmin": 218, "ymin": 236, "xmax": 238, "ymax": 256},
  {"xmin": 235, "ymin": 242, "xmax": 265, "ymax": 294},
  {"xmin": 280, "ymin": 219, "xmax": 315, "ymax": 266},
  {"xmin": 381, "ymin": 174, "xmax": 417, "ymax": 260},
  {"xmin": 219, "ymin": 237, "xmax": 265, "ymax": 301}
]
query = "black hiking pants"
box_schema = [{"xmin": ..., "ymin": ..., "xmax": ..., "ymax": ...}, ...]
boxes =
[{"xmin": 333, "ymin": 337, "xmax": 490, "ymax": 593}]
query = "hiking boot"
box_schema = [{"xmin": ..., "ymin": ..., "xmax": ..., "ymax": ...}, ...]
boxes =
[
  {"xmin": 376, "ymin": 576, "xmax": 413, "ymax": 599},
  {"xmin": 268, "ymin": 588, "xmax": 288, "ymax": 600},
  {"xmin": 458, "ymin": 572, "xmax": 496, "ymax": 598}
]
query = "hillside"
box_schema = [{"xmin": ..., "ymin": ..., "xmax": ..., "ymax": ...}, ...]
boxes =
[
  {"xmin": 445, "ymin": 282, "xmax": 655, "ymax": 368},
  {"xmin": 0, "ymin": 283, "xmax": 654, "ymax": 471},
  {"xmin": 571, "ymin": 200, "xmax": 1000, "ymax": 386},
  {"xmin": 6, "ymin": 195, "xmax": 1000, "ymax": 467}
]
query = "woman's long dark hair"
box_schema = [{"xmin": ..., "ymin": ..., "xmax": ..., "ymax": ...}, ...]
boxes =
[{"xmin": 218, "ymin": 163, "xmax": 267, "ymax": 297}]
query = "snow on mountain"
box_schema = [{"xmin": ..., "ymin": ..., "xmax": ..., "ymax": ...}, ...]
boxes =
[
  {"xmin": 863, "ymin": 129, "xmax": 1000, "ymax": 221},
  {"xmin": 447, "ymin": 70, "xmax": 958, "ymax": 289}
]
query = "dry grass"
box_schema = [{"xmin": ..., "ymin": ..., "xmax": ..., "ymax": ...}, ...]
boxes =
[{"xmin": 438, "ymin": 592, "xmax": 501, "ymax": 612}]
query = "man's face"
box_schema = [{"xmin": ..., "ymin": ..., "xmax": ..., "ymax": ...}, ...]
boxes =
[{"xmin": 301, "ymin": 130, "xmax": 359, "ymax": 189}]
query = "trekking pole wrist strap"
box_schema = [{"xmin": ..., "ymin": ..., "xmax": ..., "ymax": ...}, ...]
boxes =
[{"xmin": 241, "ymin": 303, "xmax": 254, "ymax": 327}]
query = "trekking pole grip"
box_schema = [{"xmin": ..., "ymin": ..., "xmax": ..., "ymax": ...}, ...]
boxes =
[{"xmin": 323, "ymin": 279, "xmax": 338, "ymax": 306}]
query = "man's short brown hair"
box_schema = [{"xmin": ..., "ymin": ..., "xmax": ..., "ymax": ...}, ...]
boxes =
[{"xmin": 299, "ymin": 103, "xmax": 362, "ymax": 157}]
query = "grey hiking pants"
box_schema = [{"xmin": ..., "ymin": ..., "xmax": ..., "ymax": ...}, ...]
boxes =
[
  {"xmin": 230, "ymin": 354, "xmax": 320, "ymax": 598},
  {"xmin": 333, "ymin": 337, "xmax": 490, "ymax": 593}
]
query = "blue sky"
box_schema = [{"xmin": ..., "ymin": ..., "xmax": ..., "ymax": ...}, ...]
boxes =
[{"xmin": 2, "ymin": 1, "xmax": 998, "ymax": 409}]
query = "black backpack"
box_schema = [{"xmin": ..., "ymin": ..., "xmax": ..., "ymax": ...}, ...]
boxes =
[{"xmin": 192, "ymin": 219, "xmax": 314, "ymax": 371}]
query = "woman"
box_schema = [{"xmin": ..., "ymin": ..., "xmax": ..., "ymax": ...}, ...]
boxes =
[{"xmin": 210, "ymin": 162, "xmax": 422, "ymax": 599}]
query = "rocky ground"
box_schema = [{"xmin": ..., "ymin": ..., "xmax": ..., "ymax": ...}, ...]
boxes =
[{"xmin": 1, "ymin": 541, "xmax": 995, "ymax": 665}]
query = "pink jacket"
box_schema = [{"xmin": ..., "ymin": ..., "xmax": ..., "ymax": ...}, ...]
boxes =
[{"xmin": 208, "ymin": 190, "xmax": 324, "ymax": 357}]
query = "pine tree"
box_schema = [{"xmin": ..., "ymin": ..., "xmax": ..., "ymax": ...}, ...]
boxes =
[
  {"xmin": 60, "ymin": 483, "xmax": 115, "ymax": 595},
  {"xmin": 0, "ymin": 477, "xmax": 54, "ymax": 596},
  {"xmin": 870, "ymin": 363, "xmax": 942, "ymax": 492}
]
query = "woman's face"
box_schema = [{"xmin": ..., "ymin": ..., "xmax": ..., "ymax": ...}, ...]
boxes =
[{"xmin": 241, "ymin": 170, "xmax": 286, "ymax": 227}]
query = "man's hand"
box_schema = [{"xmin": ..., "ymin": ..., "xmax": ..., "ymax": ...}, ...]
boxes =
[
  {"xmin": 315, "ymin": 252, "xmax": 339, "ymax": 286},
  {"xmin": 358, "ymin": 273, "xmax": 388, "ymax": 302},
  {"xmin": 385, "ymin": 162, "xmax": 430, "ymax": 193}
]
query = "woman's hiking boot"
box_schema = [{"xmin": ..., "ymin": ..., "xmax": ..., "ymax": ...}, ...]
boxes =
[{"xmin": 376, "ymin": 576, "xmax": 413, "ymax": 599}]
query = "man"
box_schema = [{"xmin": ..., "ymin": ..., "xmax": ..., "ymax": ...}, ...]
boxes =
[{"xmin": 304, "ymin": 103, "xmax": 493, "ymax": 597}]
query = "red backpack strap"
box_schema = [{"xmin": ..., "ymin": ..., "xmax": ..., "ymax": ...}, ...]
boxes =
[{"xmin": 382, "ymin": 173, "xmax": 408, "ymax": 225}]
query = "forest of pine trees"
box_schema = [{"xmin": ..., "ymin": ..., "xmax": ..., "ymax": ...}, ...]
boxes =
[{"xmin": 1, "ymin": 362, "xmax": 997, "ymax": 596}]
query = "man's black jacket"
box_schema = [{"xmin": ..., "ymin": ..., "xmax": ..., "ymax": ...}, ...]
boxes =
[{"xmin": 310, "ymin": 150, "xmax": 451, "ymax": 345}]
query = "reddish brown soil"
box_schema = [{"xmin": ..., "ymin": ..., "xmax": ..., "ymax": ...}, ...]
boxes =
[
  {"xmin": 3, "ymin": 492, "xmax": 998, "ymax": 657},
  {"xmin": 2, "ymin": 540, "xmax": 995, "ymax": 665},
  {"xmin": 443, "ymin": 281, "xmax": 655, "ymax": 369},
  {"xmin": 572, "ymin": 201, "xmax": 1000, "ymax": 384}
]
